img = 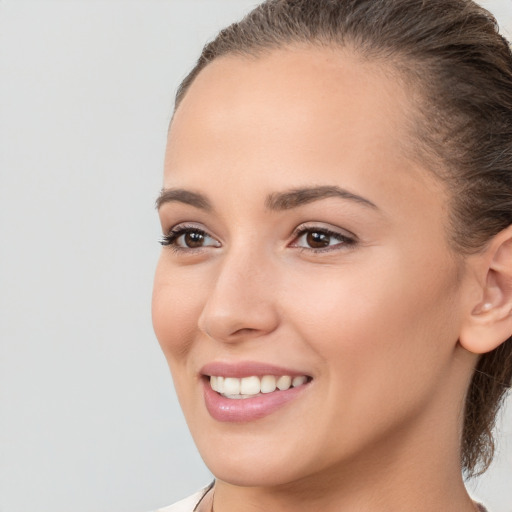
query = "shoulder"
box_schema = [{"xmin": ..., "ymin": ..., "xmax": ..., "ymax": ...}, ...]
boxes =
[{"xmin": 153, "ymin": 487, "xmax": 211, "ymax": 512}]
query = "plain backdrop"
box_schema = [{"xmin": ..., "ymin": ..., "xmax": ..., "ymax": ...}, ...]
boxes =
[{"xmin": 1, "ymin": 1, "xmax": 511, "ymax": 511}]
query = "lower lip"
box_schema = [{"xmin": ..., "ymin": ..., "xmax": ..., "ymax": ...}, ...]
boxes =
[{"xmin": 203, "ymin": 378, "xmax": 310, "ymax": 422}]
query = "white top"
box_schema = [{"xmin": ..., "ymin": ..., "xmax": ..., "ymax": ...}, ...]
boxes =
[
  {"xmin": 154, "ymin": 487, "xmax": 210, "ymax": 512},
  {"xmin": 153, "ymin": 488, "xmax": 489, "ymax": 512}
]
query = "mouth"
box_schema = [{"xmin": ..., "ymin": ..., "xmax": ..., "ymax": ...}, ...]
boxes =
[
  {"xmin": 209, "ymin": 374, "xmax": 310, "ymax": 399},
  {"xmin": 200, "ymin": 362, "xmax": 313, "ymax": 422}
]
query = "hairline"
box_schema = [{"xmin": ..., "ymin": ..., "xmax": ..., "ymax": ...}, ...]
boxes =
[{"xmin": 169, "ymin": 41, "xmax": 463, "ymax": 252}]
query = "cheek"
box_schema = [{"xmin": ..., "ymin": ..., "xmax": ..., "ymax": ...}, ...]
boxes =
[
  {"xmin": 275, "ymin": 252, "xmax": 462, "ymax": 455},
  {"xmin": 151, "ymin": 257, "xmax": 204, "ymax": 364},
  {"xmin": 284, "ymin": 247, "xmax": 461, "ymax": 395}
]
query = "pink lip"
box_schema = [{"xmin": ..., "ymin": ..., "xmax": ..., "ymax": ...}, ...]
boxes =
[
  {"xmin": 200, "ymin": 361, "xmax": 312, "ymax": 423},
  {"xmin": 203, "ymin": 379, "xmax": 310, "ymax": 422},
  {"xmin": 200, "ymin": 361, "xmax": 310, "ymax": 378}
]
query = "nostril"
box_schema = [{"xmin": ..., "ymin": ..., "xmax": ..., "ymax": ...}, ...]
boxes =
[{"xmin": 232, "ymin": 327, "xmax": 259, "ymax": 336}]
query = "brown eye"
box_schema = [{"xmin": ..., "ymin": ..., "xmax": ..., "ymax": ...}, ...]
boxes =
[
  {"xmin": 159, "ymin": 227, "xmax": 221, "ymax": 250},
  {"xmin": 292, "ymin": 227, "xmax": 356, "ymax": 252},
  {"xmin": 306, "ymin": 231, "xmax": 331, "ymax": 248},
  {"xmin": 184, "ymin": 231, "xmax": 206, "ymax": 248}
]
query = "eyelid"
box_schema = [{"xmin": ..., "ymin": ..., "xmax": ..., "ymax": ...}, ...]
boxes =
[
  {"xmin": 159, "ymin": 223, "xmax": 221, "ymax": 250},
  {"xmin": 292, "ymin": 222, "xmax": 357, "ymax": 240},
  {"xmin": 289, "ymin": 223, "xmax": 358, "ymax": 251},
  {"xmin": 159, "ymin": 221, "xmax": 357, "ymax": 253}
]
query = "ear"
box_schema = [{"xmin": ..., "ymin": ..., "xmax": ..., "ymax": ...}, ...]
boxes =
[{"xmin": 459, "ymin": 225, "xmax": 512, "ymax": 354}]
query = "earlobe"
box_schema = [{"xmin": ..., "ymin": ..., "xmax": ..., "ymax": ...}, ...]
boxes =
[{"xmin": 460, "ymin": 225, "xmax": 512, "ymax": 355}]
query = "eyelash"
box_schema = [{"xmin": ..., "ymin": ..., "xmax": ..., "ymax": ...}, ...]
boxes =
[
  {"xmin": 159, "ymin": 224, "xmax": 215, "ymax": 253},
  {"xmin": 159, "ymin": 225, "xmax": 357, "ymax": 253},
  {"xmin": 291, "ymin": 226, "xmax": 357, "ymax": 252}
]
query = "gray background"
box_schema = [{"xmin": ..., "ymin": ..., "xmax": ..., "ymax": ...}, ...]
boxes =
[{"xmin": 1, "ymin": 1, "xmax": 511, "ymax": 511}]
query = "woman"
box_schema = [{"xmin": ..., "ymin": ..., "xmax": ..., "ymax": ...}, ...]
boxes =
[{"xmin": 152, "ymin": 0, "xmax": 512, "ymax": 510}]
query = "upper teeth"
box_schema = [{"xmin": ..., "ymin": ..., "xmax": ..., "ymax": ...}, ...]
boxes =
[{"xmin": 210, "ymin": 375, "xmax": 308, "ymax": 398}]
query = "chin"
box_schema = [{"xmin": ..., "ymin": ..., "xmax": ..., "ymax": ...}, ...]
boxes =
[
  {"xmin": 193, "ymin": 427, "xmax": 339, "ymax": 490},
  {"xmin": 206, "ymin": 458, "xmax": 305, "ymax": 488}
]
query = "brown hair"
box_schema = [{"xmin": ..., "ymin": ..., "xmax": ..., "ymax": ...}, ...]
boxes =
[{"xmin": 174, "ymin": 0, "xmax": 512, "ymax": 476}]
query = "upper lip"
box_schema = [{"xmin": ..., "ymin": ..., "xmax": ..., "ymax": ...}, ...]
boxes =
[{"xmin": 200, "ymin": 361, "xmax": 311, "ymax": 379}]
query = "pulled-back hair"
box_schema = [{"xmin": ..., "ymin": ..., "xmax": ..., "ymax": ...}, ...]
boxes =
[{"xmin": 174, "ymin": 0, "xmax": 512, "ymax": 476}]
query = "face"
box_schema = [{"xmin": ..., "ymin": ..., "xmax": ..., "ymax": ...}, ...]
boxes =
[{"xmin": 153, "ymin": 48, "xmax": 472, "ymax": 488}]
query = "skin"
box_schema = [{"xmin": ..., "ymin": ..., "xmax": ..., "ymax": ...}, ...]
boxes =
[{"xmin": 152, "ymin": 48, "xmax": 484, "ymax": 511}]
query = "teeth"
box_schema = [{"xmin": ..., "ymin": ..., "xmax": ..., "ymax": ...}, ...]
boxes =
[
  {"xmin": 276, "ymin": 375, "xmax": 292, "ymax": 390},
  {"xmin": 261, "ymin": 375, "xmax": 276, "ymax": 393},
  {"xmin": 240, "ymin": 376, "xmax": 260, "ymax": 395},
  {"xmin": 292, "ymin": 375, "xmax": 307, "ymax": 387},
  {"xmin": 223, "ymin": 377, "xmax": 240, "ymax": 395},
  {"xmin": 209, "ymin": 374, "xmax": 309, "ymax": 398}
]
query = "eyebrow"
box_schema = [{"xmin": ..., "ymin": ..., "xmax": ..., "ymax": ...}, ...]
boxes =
[
  {"xmin": 156, "ymin": 185, "xmax": 378, "ymax": 211},
  {"xmin": 265, "ymin": 185, "xmax": 378, "ymax": 211},
  {"xmin": 156, "ymin": 188, "xmax": 212, "ymax": 211}
]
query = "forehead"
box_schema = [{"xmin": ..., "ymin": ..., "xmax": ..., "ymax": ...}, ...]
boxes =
[
  {"xmin": 167, "ymin": 47, "xmax": 417, "ymax": 175},
  {"xmin": 164, "ymin": 47, "xmax": 445, "ymax": 222}
]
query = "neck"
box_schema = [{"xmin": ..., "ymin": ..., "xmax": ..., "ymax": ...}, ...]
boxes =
[
  {"xmin": 209, "ymin": 395, "xmax": 476, "ymax": 512},
  {"xmin": 211, "ymin": 456, "xmax": 475, "ymax": 512}
]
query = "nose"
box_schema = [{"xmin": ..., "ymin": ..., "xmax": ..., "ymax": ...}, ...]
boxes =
[{"xmin": 197, "ymin": 248, "xmax": 280, "ymax": 343}]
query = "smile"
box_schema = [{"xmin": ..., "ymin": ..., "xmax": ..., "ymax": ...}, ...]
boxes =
[
  {"xmin": 202, "ymin": 365, "xmax": 312, "ymax": 422},
  {"xmin": 210, "ymin": 374, "xmax": 308, "ymax": 398}
]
